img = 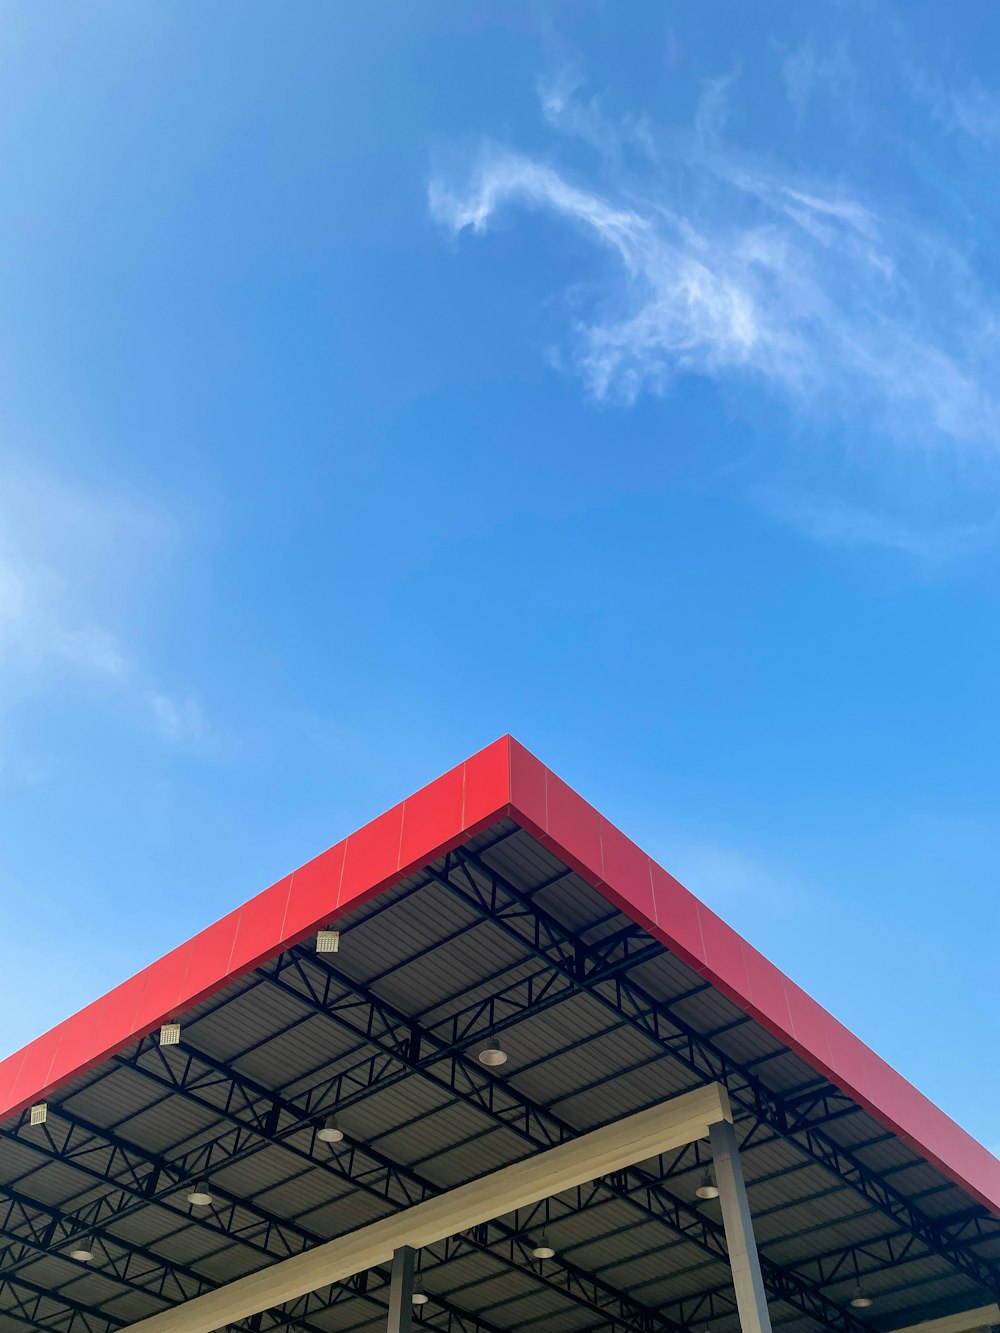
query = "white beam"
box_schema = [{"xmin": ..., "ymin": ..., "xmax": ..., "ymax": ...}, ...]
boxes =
[
  {"xmin": 125, "ymin": 1082, "xmax": 731, "ymax": 1333},
  {"xmin": 887, "ymin": 1306, "xmax": 1000, "ymax": 1333}
]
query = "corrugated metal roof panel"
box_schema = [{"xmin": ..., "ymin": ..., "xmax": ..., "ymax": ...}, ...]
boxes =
[{"xmin": 1, "ymin": 823, "xmax": 993, "ymax": 1333}]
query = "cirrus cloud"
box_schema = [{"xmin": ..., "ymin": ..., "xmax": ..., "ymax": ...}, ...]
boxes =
[{"xmin": 429, "ymin": 76, "xmax": 1000, "ymax": 453}]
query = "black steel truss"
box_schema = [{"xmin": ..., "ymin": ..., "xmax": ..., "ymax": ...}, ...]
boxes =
[
  {"xmin": 0, "ymin": 1269, "xmax": 115, "ymax": 1333},
  {"xmin": 437, "ymin": 842, "xmax": 1000, "ymax": 1301},
  {"xmin": 0, "ymin": 1071, "xmax": 684, "ymax": 1333},
  {"xmin": 0, "ymin": 1181, "xmax": 215, "ymax": 1307},
  {"xmin": 0, "ymin": 1113, "xmax": 538, "ymax": 1333},
  {"xmin": 262, "ymin": 945, "xmax": 874, "ymax": 1333},
  {"xmin": 0, "ymin": 946, "xmax": 987, "ymax": 1333},
  {"xmin": 7, "ymin": 922, "xmax": 888, "ymax": 1333},
  {"xmin": 0, "ymin": 1185, "xmax": 507, "ymax": 1333},
  {"xmin": 1, "ymin": 826, "xmax": 997, "ymax": 1333},
  {"xmin": 1, "ymin": 948, "xmax": 879, "ymax": 1333}
]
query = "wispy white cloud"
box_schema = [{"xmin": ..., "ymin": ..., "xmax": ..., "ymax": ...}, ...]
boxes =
[
  {"xmin": 538, "ymin": 69, "xmax": 656, "ymax": 163},
  {"xmin": 949, "ymin": 82, "xmax": 1000, "ymax": 146},
  {"xmin": 695, "ymin": 70, "xmax": 739, "ymax": 147},
  {"xmin": 758, "ymin": 493, "xmax": 993, "ymax": 562},
  {"xmin": 429, "ymin": 75, "xmax": 1000, "ymax": 452},
  {"xmin": 148, "ymin": 690, "xmax": 206, "ymax": 747},
  {"xmin": 914, "ymin": 70, "xmax": 1000, "ymax": 147},
  {"xmin": 54, "ymin": 625, "xmax": 132, "ymax": 683},
  {"xmin": 0, "ymin": 475, "xmax": 208, "ymax": 755},
  {"xmin": 780, "ymin": 39, "xmax": 857, "ymax": 127},
  {"xmin": 0, "ymin": 551, "xmax": 206, "ymax": 750},
  {"xmin": 0, "ymin": 562, "xmax": 28, "ymax": 637}
]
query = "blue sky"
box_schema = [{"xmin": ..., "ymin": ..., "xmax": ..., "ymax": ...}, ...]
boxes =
[{"xmin": 0, "ymin": 2, "xmax": 997, "ymax": 1155}]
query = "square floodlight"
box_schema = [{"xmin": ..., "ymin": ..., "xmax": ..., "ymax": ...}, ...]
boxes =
[
  {"xmin": 159, "ymin": 1022, "xmax": 181, "ymax": 1046},
  {"xmin": 30, "ymin": 1103, "xmax": 47, "ymax": 1126},
  {"xmin": 316, "ymin": 929, "xmax": 340, "ymax": 954}
]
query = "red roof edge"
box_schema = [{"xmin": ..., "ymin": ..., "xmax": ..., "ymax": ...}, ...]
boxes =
[
  {"xmin": 503, "ymin": 738, "xmax": 1000, "ymax": 1217},
  {"xmin": 0, "ymin": 736, "xmax": 514, "ymax": 1129},
  {"xmin": 1, "ymin": 735, "xmax": 997, "ymax": 1217}
]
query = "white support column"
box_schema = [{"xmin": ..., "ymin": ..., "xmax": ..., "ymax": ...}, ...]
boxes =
[
  {"xmin": 386, "ymin": 1246, "xmax": 415, "ymax": 1333},
  {"xmin": 709, "ymin": 1118, "xmax": 772, "ymax": 1333}
]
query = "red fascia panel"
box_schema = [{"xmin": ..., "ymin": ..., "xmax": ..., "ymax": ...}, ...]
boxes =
[
  {"xmin": 1, "ymin": 735, "xmax": 997, "ymax": 1219},
  {"xmin": 0, "ymin": 736, "xmax": 513, "ymax": 1127},
  {"xmin": 506, "ymin": 738, "xmax": 1000, "ymax": 1217}
]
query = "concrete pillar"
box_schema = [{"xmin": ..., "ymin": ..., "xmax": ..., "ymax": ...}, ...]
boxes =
[
  {"xmin": 387, "ymin": 1246, "xmax": 416, "ymax": 1333},
  {"xmin": 709, "ymin": 1119, "xmax": 772, "ymax": 1333}
]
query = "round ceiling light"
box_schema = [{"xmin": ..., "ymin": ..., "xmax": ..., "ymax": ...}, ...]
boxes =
[
  {"xmin": 531, "ymin": 1235, "xmax": 555, "ymax": 1260},
  {"xmin": 187, "ymin": 1184, "xmax": 214, "ymax": 1207},
  {"xmin": 695, "ymin": 1170, "xmax": 720, "ymax": 1200},
  {"xmin": 478, "ymin": 1039, "xmax": 508, "ymax": 1068},
  {"xmin": 317, "ymin": 1117, "xmax": 345, "ymax": 1143},
  {"xmin": 850, "ymin": 1285, "xmax": 873, "ymax": 1309}
]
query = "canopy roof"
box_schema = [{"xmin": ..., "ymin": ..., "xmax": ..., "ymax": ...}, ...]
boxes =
[{"xmin": 1, "ymin": 737, "xmax": 997, "ymax": 1333}]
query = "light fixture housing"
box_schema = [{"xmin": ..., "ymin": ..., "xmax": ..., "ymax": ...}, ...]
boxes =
[
  {"xmin": 159, "ymin": 1022, "xmax": 181, "ymax": 1046},
  {"xmin": 695, "ymin": 1170, "xmax": 720, "ymax": 1200},
  {"xmin": 850, "ymin": 1284, "xmax": 873, "ymax": 1309},
  {"xmin": 531, "ymin": 1235, "xmax": 555, "ymax": 1260},
  {"xmin": 69, "ymin": 1243, "xmax": 94, "ymax": 1263},
  {"xmin": 411, "ymin": 1288, "xmax": 429, "ymax": 1306},
  {"xmin": 187, "ymin": 1184, "xmax": 214, "ymax": 1207},
  {"xmin": 29, "ymin": 1103, "xmax": 48, "ymax": 1126},
  {"xmin": 316, "ymin": 929, "xmax": 340, "ymax": 954},
  {"xmin": 317, "ymin": 1116, "xmax": 344, "ymax": 1143},
  {"xmin": 478, "ymin": 1039, "xmax": 508, "ymax": 1067}
]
